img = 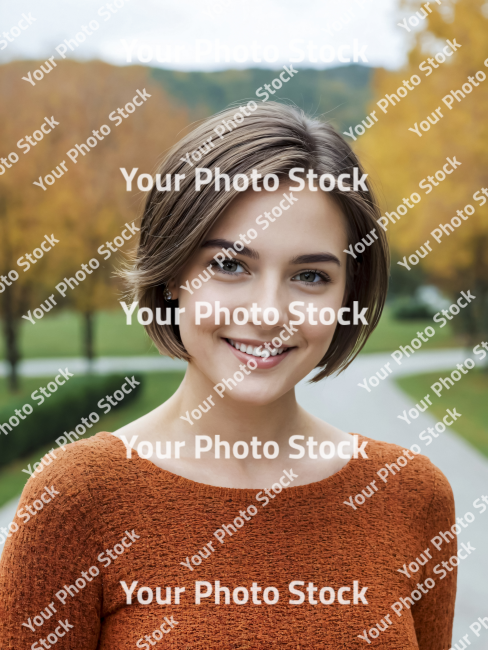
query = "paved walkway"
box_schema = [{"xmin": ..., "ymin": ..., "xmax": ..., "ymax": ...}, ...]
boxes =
[
  {"xmin": 295, "ymin": 349, "xmax": 488, "ymax": 642},
  {"xmin": 1, "ymin": 349, "xmax": 486, "ymax": 642}
]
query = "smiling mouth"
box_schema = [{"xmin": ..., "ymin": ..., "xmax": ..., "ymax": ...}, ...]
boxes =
[{"xmin": 225, "ymin": 338, "xmax": 295, "ymax": 357}]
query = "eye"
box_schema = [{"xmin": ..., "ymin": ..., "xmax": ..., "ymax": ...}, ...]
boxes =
[
  {"xmin": 292, "ymin": 270, "xmax": 331, "ymax": 284},
  {"xmin": 210, "ymin": 259, "xmax": 246, "ymax": 275}
]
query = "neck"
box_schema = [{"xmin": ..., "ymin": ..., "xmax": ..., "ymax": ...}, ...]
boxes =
[{"xmin": 162, "ymin": 365, "xmax": 306, "ymax": 450}]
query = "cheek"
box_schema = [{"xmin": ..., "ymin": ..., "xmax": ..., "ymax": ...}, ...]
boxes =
[
  {"xmin": 301, "ymin": 317, "xmax": 337, "ymax": 353},
  {"xmin": 179, "ymin": 270, "xmax": 252, "ymax": 328},
  {"xmin": 177, "ymin": 282, "xmax": 225, "ymax": 348},
  {"xmin": 300, "ymin": 284, "xmax": 346, "ymax": 350}
]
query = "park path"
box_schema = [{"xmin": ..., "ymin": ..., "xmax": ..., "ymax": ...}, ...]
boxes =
[
  {"xmin": 295, "ymin": 348, "xmax": 488, "ymax": 642},
  {"xmin": 1, "ymin": 349, "xmax": 487, "ymax": 642}
]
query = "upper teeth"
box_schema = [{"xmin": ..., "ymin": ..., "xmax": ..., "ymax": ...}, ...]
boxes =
[{"xmin": 228, "ymin": 339, "xmax": 286, "ymax": 357}]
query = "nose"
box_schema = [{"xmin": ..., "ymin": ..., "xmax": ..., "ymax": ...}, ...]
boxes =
[{"xmin": 247, "ymin": 273, "xmax": 289, "ymax": 331}]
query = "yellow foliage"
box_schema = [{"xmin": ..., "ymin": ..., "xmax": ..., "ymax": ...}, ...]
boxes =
[
  {"xmin": 0, "ymin": 60, "xmax": 189, "ymax": 316},
  {"xmin": 358, "ymin": 0, "xmax": 488, "ymax": 293}
]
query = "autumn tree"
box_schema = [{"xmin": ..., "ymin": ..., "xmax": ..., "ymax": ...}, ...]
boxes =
[
  {"xmin": 0, "ymin": 60, "xmax": 189, "ymax": 389},
  {"xmin": 358, "ymin": 0, "xmax": 488, "ymax": 340}
]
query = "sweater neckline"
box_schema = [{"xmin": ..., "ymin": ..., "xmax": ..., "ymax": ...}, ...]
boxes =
[{"xmin": 105, "ymin": 431, "xmax": 369, "ymax": 499}]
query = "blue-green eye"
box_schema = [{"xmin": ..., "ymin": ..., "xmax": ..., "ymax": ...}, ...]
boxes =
[
  {"xmin": 292, "ymin": 270, "xmax": 330, "ymax": 284},
  {"xmin": 210, "ymin": 259, "xmax": 245, "ymax": 275}
]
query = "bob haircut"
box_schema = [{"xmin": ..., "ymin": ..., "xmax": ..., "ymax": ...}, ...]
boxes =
[{"xmin": 123, "ymin": 101, "xmax": 389, "ymax": 381}]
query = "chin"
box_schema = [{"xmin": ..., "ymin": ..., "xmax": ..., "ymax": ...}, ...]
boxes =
[{"xmin": 224, "ymin": 383, "xmax": 287, "ymax": 407}]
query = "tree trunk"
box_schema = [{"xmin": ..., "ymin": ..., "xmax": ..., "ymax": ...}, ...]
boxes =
[
  {"xmin": 470, "ymin": 237, "xmax": 488, "ymax": 368},
  {"xmin": 0, "ymin": 197, "xmax": 21, "ymax": 392},
  {"xmin": 83, "ymin": 311, "xmax": 95, "ymax": 366},
  {"xmin": 474, "ymin": 283, "xmax": 488, "ymax": 373},
  {"xmin": 1, "ymin": 288, "xmax": 20, "ymax": 392}
]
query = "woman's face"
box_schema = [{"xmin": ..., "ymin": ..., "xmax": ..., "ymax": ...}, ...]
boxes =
[{"xmin": 174, "ymin": 185, "xmax": 349, "ymax": 405}]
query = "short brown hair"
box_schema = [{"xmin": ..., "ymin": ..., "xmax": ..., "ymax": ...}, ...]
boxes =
[{"xmin": 122, "ymin": 101, "xmax": 389, "ymax": 380}]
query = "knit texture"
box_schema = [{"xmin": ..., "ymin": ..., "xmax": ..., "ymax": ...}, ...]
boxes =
[{"xmin": 0, "ymin": 431, "xmax": 456, "ymax": 649}]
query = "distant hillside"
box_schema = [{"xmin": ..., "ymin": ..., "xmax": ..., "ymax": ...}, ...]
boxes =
[{"xmin": 150, "ymin": 65, "xmax": 373, "ymax": 133}]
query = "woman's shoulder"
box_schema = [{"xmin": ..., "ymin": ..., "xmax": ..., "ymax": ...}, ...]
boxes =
[
  {"xmin": 53, "ymin": 429, "xmax": 127, "ymax": 465},
  {"xmin": 356, "ymin": 433, "xmax": 454, "ymax": 505},
  {"xmin": 22, "ymin": 431, "xmax": 131, "ymax": 499}
]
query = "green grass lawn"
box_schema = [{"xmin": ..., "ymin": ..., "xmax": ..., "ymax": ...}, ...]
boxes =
[
  {"xmin": 361, "ymin": 306, "xmax": 458, "ymax": 354},
  {"xmin": 1, "ymin": 305, "xmax": 459, "ymax": 360},
  {"xmin": 0, "ymin": 371, "xmax": 184, "ymax": 508},
  {"xmin": 1, "ymin": 309, "xmax": 159, "ymax": 359},
  {"xmin": 396, "ymin": 369, "xmax": 488, "ymax": 458}
]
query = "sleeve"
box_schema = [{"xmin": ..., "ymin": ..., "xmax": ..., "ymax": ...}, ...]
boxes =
[
  {"xmin": 0, "ymin": 443, "xmax": 104, "ymax": 650},
  {"xmin": 411, "ymin": 462, "xmax": 457, "ymax": 650}
]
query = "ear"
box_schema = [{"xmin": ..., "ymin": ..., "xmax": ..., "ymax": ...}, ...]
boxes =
[{"xmin": 163, "ymin": 281, "xmax": 179, "ymax": 302}]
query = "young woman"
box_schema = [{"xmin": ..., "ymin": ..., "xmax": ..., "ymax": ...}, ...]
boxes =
[{"xmin": 0, "ymin": 102, "xmax": 456, "ymax": 649}]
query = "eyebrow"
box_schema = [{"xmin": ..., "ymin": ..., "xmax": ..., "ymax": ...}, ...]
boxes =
[
  {"xmin": 291, "ymin": 253, "xmax": 341, "ymax": 266},
  {"xmin": 201, "ymin": 239, "xmax": 341, "ymax": 266}
]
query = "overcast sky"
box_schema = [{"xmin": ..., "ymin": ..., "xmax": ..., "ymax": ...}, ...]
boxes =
[{"xmin": 0, "ymin": 0, "xmax": 419, "ymax": 71}]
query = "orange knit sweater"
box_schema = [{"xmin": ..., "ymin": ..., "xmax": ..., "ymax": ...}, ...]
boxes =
[{"xmin": 0, "ymin": 431, "xmax": 457, "ymax": 649}]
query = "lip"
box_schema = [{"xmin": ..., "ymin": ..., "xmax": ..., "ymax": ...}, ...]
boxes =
[{"xmin": 224, "ymin": 338, "xmax": 295, "ymax": 369}]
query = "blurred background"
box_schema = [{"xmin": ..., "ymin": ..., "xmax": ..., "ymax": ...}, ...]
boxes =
[{"xmin": 0, "ymin": 0, "xmax": 487, "ymax": 638}]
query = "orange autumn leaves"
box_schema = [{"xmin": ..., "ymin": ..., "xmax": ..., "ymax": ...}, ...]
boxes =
[
  {"xmin": 0, "ymin": 60, "xmax": 189, "ymax": 379},
  {"xmin": 357, "ymin": 0, "xmax": 488, "ymax": 335}
]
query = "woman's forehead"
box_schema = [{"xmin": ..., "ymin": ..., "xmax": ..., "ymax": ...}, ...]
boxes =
[{"xmin": 207, "ymin": 186, "xmax": 348, "ymax": 248}]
